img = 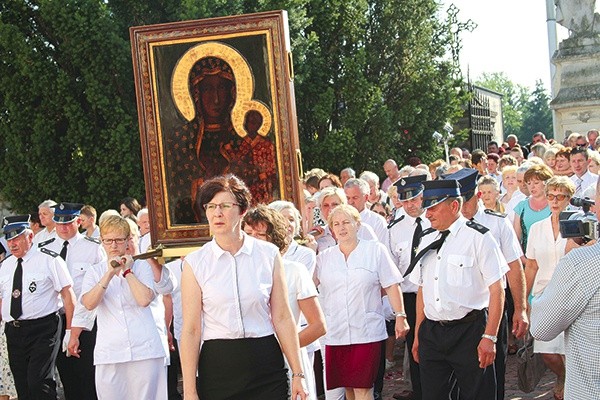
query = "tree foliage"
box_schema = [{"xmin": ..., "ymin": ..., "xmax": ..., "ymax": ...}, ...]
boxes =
[
  {"xmin": 0, "ymin": 0, "xmax": 467, "ymax": 213},
  {"xmin": 475, "ymin": 73, "xmax": 553, "ymax": 143}
]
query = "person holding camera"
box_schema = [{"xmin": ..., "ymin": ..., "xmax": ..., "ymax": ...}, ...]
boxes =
[{"xmin": 524, "ymin": 176, "xmax": 576, "ymax": 400}]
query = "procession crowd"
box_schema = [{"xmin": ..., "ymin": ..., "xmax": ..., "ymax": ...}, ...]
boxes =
[{"xmin": 0, "ymin": 129, "xmax": 599, "ymax": 400}]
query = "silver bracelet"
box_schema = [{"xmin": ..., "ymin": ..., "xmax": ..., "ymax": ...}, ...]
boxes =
[
  {"xmin": 393, "ymin": 311, "xmax": 407, "ymax": 318},
  {"xmin": 291, "ymin": 372, "xmax": 305, "ymax": 379}
]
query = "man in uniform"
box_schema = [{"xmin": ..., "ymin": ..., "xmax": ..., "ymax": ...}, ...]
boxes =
[
  {"xmin": 409, "ymin": 180, "xmax": 508, "ymax": 399},
  {"xmin": 40, "ymin": 202, "xmax": 106, "ymax": 399},
  {"xmin": 444, "ymin": 169, "xmax": 529, "ymax": 399},
  {"xmin": 0, "ymin": 215, "xmax": 75, "ymax": 400},
  {"xmin": 389, "ymin": 175, "xmax": 430, "ymax": 400}
]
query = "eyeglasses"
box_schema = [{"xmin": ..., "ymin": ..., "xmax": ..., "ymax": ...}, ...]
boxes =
[
  {"xmin": 202, "ymin": 202, "xmax": 240, "ymax": 212},
  {"xmin": 101, "ymin": 238, "xmax": 128, "ymax": 245},
  {"xmin": 546, "ymin": 193, "xmax": 569, "ymax": 201}
]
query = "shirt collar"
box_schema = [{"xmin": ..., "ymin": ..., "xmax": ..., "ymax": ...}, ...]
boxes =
[
  {"xmin": 446, "ymin": 215, "xmax": 467, "ymax": 238},
  {"xmin": 208, "ymin": 231, "xmax": 254, "ymax": 258}
]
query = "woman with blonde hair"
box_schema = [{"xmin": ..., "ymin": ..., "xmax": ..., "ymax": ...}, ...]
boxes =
[
  {"xmin": 525, "ymin": 176, "xmax": 576, "ymax": 400},
  {"xmin": 315, "ymin": 204, "xmax": 408, "ymax": 400},
  {"xmin": 79, "ymin": 215, "xmax": 166, "ymax": 399}
]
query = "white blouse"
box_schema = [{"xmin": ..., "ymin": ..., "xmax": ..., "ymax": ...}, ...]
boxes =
[
  {"xmin": 185, "ymin": 233, "xmax": 279, "ymax": 341},
  {"xmin": 315, "ymin": 240, "xmax": 402, "ymax": 345},
  {"xmin": 526, "ymin": 216, "xmax": 567, "ymax": 296}
]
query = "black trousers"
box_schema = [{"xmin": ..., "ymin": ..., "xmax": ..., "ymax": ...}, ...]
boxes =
[
  {"xmin": 56, "ymin": 318, "xmax": 98, "ymax": 400},
  {"xmin": 5, "ymin": 313, "xmax": 62, "ymax": 400},
  {"xmin": 168, "ymin": 336, "xmax": 183, "ymax": 400},
  {"xmin": 404, "ymin": 292, "xmax": 422, "ymax": 399},
  {"xmin": 418, "ymin": 312, "xmax": 497, "ymax": 400}
]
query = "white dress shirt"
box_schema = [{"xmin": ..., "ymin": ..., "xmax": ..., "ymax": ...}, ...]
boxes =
[
  {"xmin": 474, "ymin": 207, "xmax": 523, "ymax": 264},
  {"xmin": 32, "ymin": 227, "xmax": 57, "ymax": 247},
  {"xmin": 315, "ymin": 240, "xmax": 402, "ymax": 345},
  {"xmin": 41, "ymin": 233, "xmax": 106, "ymax": 330},
  {"xmin": 388, "ymin": 212, "xmax": 430, "ymax": 293},
  {"xmin": 409, "ymin": 217, "xmax": 509, "ymax": 322},
  {"xmin": 185, "ymin": 233, "xmax": 278, "ymax": 340},
  {"xmin": 81, "ymin": 259, "xmax": 164, "ymax": 365},
  {"xmin": 0, "ymin": 249, "xmax": 73, "ymax": 321},
  {"xmin": 165, "ymin": 259, "xmax": 183, "ymax": 342},
  {"xmin": 525, "ymin": 217, "xmax": 567, "ymax": 296},
  {"xmin": 570, "ymin": 170, "xmax": 598, "ymax": 198},
  {"xmin": 360, "ymin": 208, "xmax": 390, "ymax": 249},
  {"xmin": 316, "ymin": 223, "xmax": 378, "ymax": 253},
  {"xmin": 284, "ymin": 240, "xmax": 317, "ymax": 276}
]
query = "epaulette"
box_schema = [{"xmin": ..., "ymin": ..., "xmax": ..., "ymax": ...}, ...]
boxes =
[
  {"xmin": 466, "ymin": 220, "xmax": 489, "ymax": 234},
  {"xmin": 37, "ymin": 238, "xmax": 56, "ymax": 248},
  {"xmin": 484, "ymin": 209, "xmax": 507, "ymax": 218},
  {"xmin": 420, "ymin": 227, "xmax": 436, "ymax": 238},
  {"xmin": 387, "ymin": 215, "xmax": 405, "ymax": 229},
  {"xmin": 40, "ymin": 248, "xmax": 59, "ymax": 258},
  {"xmin": 84, "ymin": 236, "xmax": 101, "ymax": 245}
]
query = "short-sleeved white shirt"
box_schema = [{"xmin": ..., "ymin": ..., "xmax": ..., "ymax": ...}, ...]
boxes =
[
  {"xmin": 315, "ymin": 240, "xmax": 402, "ymax": 345},
  {"xmin": 474, "ymin": 206, "xmax": 523, "ymax": 264},
  {"xmin": 316, "ymin": 223, "xmax": 378, "ymax": 253},
  {"xmin": 360, "ymin": 208, "xmax": 390, "ymax": 249},
  {"xmin": 81, "ymin": 259, "xmax": 164, "ymax": 365},
  {"xmin": 409, "ymin": 217, "xmax": 509, "ymax": 321},
  {"xmin": 284, "ymin": 260, "xmax": 318, "ymax": 327},
  {"xmin": 41, "ymin": 233, "xmax": 106, "ymax": 330},
  {"xmin": 185, "ymin": 233, "xmax": 279, "ymax": 340},
  {"xmin": 525, "ymin": 216, "xmax": 567, "ymax": 296},
  {"xmin": 0, "ymin": 249, "xmax": 73, "ymax": 321},
  {"xmin": 284, "ymin": 241, "xmax": 317, "ymax": 276},
  {"xmin": 388, "ymin": 212, "xmax": 430, "ymax": 293},
  {"xmin": 165, "ymin": 259, "xmax": 183, "ymax": 341}
]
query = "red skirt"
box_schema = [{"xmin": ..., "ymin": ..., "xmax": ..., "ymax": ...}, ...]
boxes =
[{"xmin": 325, "ymin": 341, "xmax": 383, "ymax": 389}]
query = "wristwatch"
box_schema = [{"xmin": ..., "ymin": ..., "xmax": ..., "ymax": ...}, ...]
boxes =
[
  {"xmin": 393, "ymin": 311, "xmax": 407, "ymax": 318},
  {"xmin": 481, "ymin": 334, "xmax": 497, "ymax": 343}
]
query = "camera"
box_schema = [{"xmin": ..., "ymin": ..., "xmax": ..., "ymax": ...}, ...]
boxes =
[{"xmin": 559, "ymin": 197, "xmax": 598, "ymax": 241}]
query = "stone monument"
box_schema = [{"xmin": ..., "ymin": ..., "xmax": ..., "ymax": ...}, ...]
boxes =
[{"xmin": 550, "ymin": 0, "xmax": 600, "ymax": 141}]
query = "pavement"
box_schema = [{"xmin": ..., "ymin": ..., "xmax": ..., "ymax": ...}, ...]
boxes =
[{"xmin": 381, "ymin": 341, "xmax": 557, "ymax": 400}]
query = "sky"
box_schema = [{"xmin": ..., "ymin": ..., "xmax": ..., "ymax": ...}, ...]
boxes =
[{"xmin": 441, "ymin": 0, "xmax": 569, "ymax": 91}]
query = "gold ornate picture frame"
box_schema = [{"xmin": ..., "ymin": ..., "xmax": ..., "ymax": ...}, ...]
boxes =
[{"xmin": 130, "ymin": 11, "xmax": 303, "ymax": 250}]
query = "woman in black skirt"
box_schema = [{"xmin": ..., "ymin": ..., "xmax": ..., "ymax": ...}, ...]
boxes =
[{"xmin": 179, "ymin": 175, "xmax": 308, "ymax": 400}]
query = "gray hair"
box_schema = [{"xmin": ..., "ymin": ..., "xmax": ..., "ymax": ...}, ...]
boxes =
[
  {"xmin": 269, "ymin": 200, "xmax": 302, "ymax": 236},
  {"xmin": 340, "ymin": 167, "xmax": 356, "ymax": 178},
  {"xmin": 318, "ymin": 187, "xmax": 348, "ymax": 207},
  {"xmin": 344, "ymin": 178, "xmax": 370, "ymax": 195},
  {"xmin": 38, "ymin": 199, "xmax": 57, "ymax": 209},
  {"xmin": 359, "ymin": 171, "xmax": 379, "ymax": 186},
  {"xmin": 517, "ymin": 162, "xmax": 533, "ymax": 175}
]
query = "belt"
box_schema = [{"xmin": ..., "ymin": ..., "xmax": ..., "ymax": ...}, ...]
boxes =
[
  {"xmin": 7, "ymin": 312, "xmax": 58, "ymax": 328},
  {"xmin": 434, "ymin": 309, "xmax": 485, "ymax": 326}
]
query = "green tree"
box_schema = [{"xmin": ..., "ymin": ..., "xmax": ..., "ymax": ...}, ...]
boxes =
[
  {"xmin": 475, "ymin": 72, "xmax": 530, "ymax": 142},
  {"xmin": 521, "ymin": 80, "xmax": 553, "ymax": 139},
  {"xmin": 297, "ymin": 0, "xmax": 468, "ymax": 173}
]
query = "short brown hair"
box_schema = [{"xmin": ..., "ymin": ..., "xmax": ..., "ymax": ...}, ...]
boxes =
[
  {"xmin": 524, "ymin": 163, "xmax": 554, "ymax": 183},
  {"xmin": 197, "ymin": 175, "xmax": 252, "ymax": 215},
  {"xmin": 243, "ymin": 205, "xmax": 290, "ymax": 252},
  {"xmin": 556, "ymin": 147, "xmax": 572, "ymax": 161}
]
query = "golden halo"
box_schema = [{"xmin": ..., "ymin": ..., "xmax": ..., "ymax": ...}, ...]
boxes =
[{"xmin": 171, "ymin": 41, "xmax": 272, "ymax": 137}]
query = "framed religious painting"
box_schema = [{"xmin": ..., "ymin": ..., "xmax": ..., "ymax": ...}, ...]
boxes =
[{"xmin": 130, "ymin": 10, "xmax": 304, "ymax": 250}]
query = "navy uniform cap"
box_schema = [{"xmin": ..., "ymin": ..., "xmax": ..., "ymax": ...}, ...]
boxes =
[
  {"xmin": 394, "ymin": 175, "xmax": 427, "ymax": 201},
  {"xmin": 3, "ymin": 215, "xmax": 31, "ymax": 240},
  {"xmin": 53, "ymin": 202, "xmax": 84, "ymax": 224},
  {"xmin": 443, "ymin": 168, "xmax": 480, "ymax": 201},
  {"xmin": 421, "ymin": 180, "xmax": 461, "ymax": 209}
]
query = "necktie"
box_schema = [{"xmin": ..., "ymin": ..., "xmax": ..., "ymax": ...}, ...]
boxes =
[
  {"xmin": 576, "ymin": 178, "xmax": 583, "ymax": 195},
  {"xmin": 60, "ymin": 240, "xmax": 69, "ymax": 261},
  {"xmin": 10, "ymin": 258, "xmax": 23, "ymax": 320},
  {"xmin": 410, "ymin": 217, "xmax": 423, "ymax": 262},
  {"xmin": 404, "ymin": 230, "xmax": 450, "ymax": 278}
]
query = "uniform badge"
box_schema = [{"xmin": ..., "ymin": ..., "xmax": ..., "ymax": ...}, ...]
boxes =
[
  {"xmin": 28, "ymin": 281, "xmax": 37, "ymax": 293},
  {"xmin": 12, "ymin": 289, "xmax": 21, "ymax": 298},
  {"xmin": 400, "ymin": 179, "xmax": 406, "ymax": 186}
]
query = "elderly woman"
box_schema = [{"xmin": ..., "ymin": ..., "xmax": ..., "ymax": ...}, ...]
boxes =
[
  {"xmin": 360, "ymin": 171, "xmax": 388, "ymax": 206},
  {"xmin": 478, "ymin": 175, "xmax": 504, "ymax": 213},
  {"xmin": 180, "ymin": 175, "xmax": 307, "ymax": 400},
  {"xmin": 314, "ymin": 204, "xmax": 409, "ymax": 400},
  {"xmin": 243, "ymin": 205, "xmax": 326, "ymax": 400},
  {"xmin": 80, "ymin": 215, "xmax": 166, "ymax": 399},
  {"xmin": 513, "ymin": 164, "xmax": 554, "ymax": 250},
  {"xmin": 525, "ymin": 177, "xmax": 575, "ymax": 400}
]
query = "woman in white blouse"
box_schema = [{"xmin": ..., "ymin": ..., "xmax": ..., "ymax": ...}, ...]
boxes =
[
  {"xmin": 243, "ymin": 205, "xmax": 326, "ymax": 400},
  {"xmin": 80, "ymin": 215, "xmax": 166, "ymax": 399},
  {"xmin": 525, "ymin": 176, "xmax": 575, "ymax": 400},
  {"xmin": 180, "ymin": 175, "xmax": 307, "ymax": 400},
  {"xmin": 314, "ymin": 204, "xmax": 409, "ymax": 400}
]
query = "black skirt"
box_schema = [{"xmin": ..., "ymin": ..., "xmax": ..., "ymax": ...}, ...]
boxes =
[{"xmin": 197, "ymin": 334, "xmax": 288, "ymax": 400}]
